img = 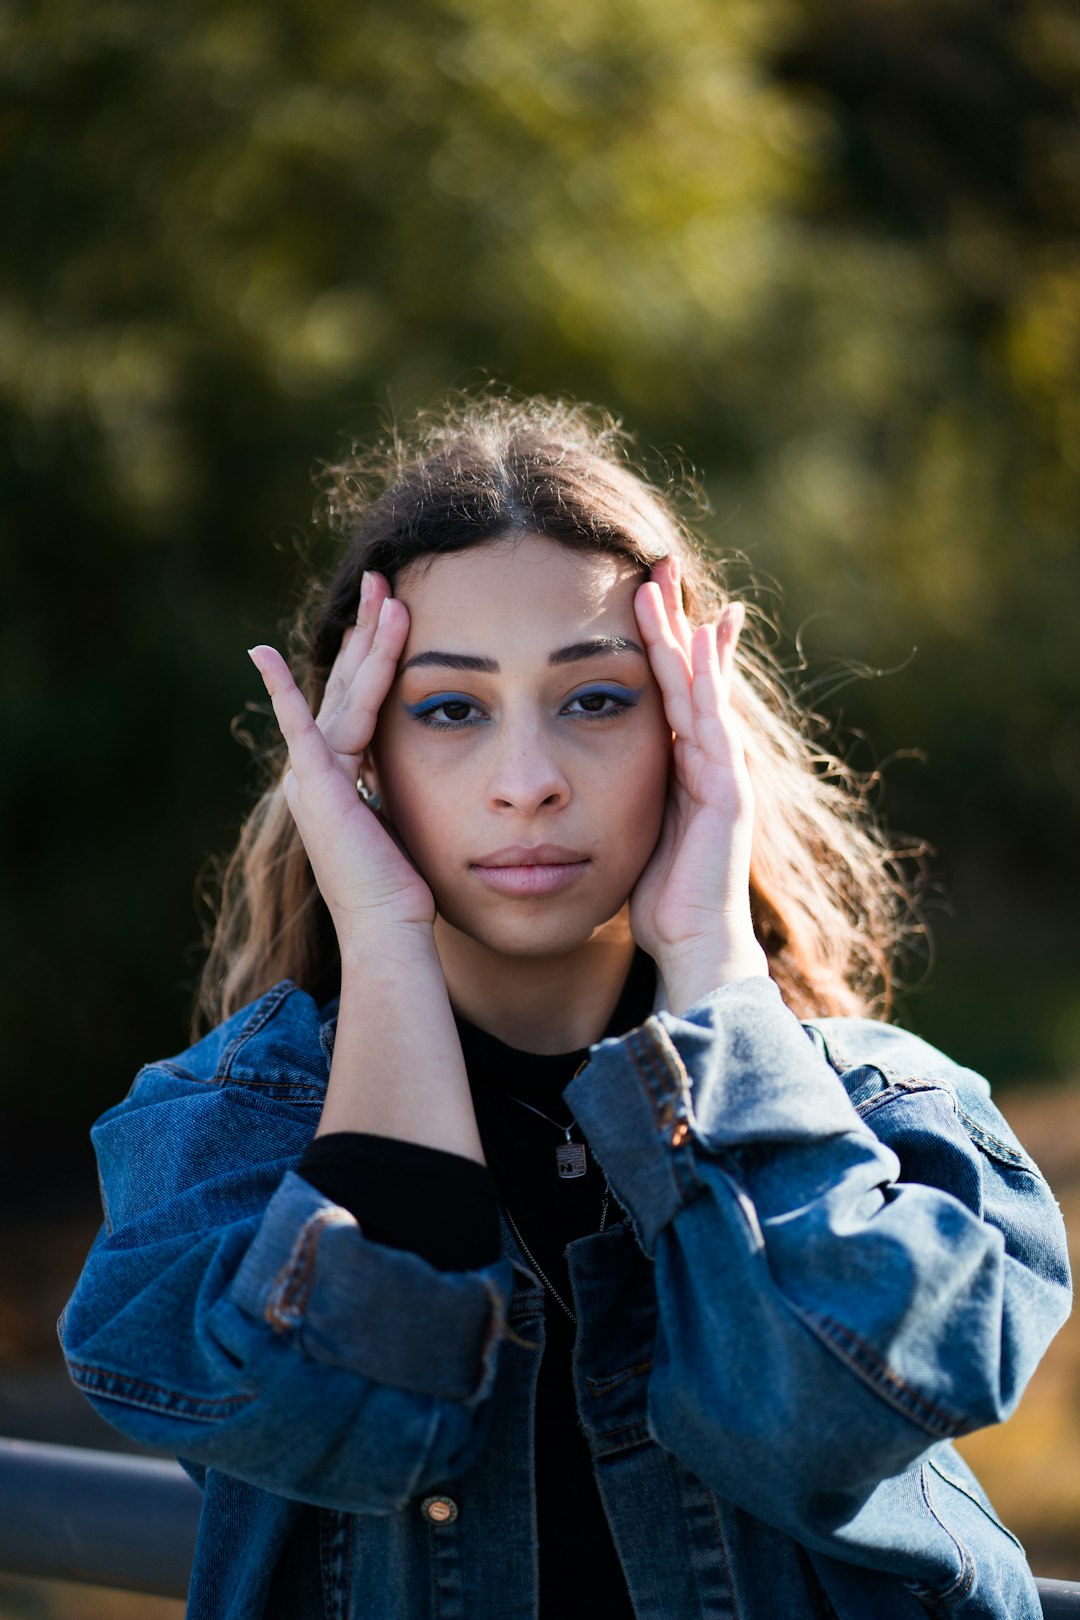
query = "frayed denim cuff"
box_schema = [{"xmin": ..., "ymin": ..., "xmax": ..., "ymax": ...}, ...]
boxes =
[
  {"xmin": 564, "ymin": 975, "xmax": 870, "ymax": 1256},
  {"xmin": 231, "ymin": 1171, "xmax": 513, "ymax": 1403}
]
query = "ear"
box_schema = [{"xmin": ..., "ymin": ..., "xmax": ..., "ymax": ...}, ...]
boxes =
[{"xmin": 358, "ymin": 749, "xmax": 385, "ymax": 812}]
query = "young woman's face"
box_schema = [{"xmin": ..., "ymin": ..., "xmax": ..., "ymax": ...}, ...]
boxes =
[{"xmin": 369, "ymin": 535, "xmax": 672, "ymax": 959}]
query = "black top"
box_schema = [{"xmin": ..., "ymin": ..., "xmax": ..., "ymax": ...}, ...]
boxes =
[{"xmin": 298, "ymin": 948, "xmax": 657, "ymax": 1619}]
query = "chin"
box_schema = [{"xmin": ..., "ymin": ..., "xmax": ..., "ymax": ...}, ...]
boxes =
[{"xmin": 436, "ymin": 890, "xmax": 631, "ymax": 961}]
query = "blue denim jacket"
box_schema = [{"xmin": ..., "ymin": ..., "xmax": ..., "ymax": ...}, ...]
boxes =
[{"xmin": 61, "ymin": 976, "xmax": 1071, "ymax": 1619}]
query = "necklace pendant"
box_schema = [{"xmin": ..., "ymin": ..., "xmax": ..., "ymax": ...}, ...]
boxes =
[{"xmin": 556, "ymin": 1141, "xmax": 587, "ymax": 1179}]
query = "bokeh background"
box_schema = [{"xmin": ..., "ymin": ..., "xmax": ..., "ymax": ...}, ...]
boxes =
[{"xmin": 3, "ymin": 0, "xmax": 1080, "ymax": 1609}]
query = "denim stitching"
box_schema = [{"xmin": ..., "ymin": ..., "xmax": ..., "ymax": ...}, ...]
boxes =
[
  {"xmin": 804, "ymin": 1024, "xmax": 909, "ymax": 1088},
  {"xmin": 219, "ymin": 981, "xmax": 296, "ymax": 1079},
  {"xmin": 811, "ymin": 1028, "xmax": 1040, "ymax": 1178},
  {"xmin": 585, "ymin": 1357, "xmax": 653, "ymax": 1395},
  {"xmin": 706, "ymin": 1490, "xmax": 742, "ymax": 1620},
  {"xmin": 857, "ymin": 1085, "xmax": 1038, "ymax": 1174},
  {"xmin": 319, "ymin": 1507, "xmax": 350, "ymax": 1620},
  {"xmin": 591, "ymin": 1416, "xmax": 652, "ymax": 1454},
  {"xmin": 795, "ymin": 1312, "xmax": 965, "ymax": 1437},
  {"xmin": 67, "ymin": 1359, "xmax": 253, "ymax": 1420},
  {"xmin": 800, "ymin": 1022, "xmax": 846, "ymax": 1078},
  {"xmin": 909, "ymin": 1462, "xmax": 975, "ymax": 1604},
  {"xmin": 623, "ymin": 1028, "xmax": 704, "ymax": 1210},
  {"xmin": 625, "ymin": 1020, "xmax": 698, "ymax": 1143},
  {"xmin": 150, "ymin": 1055, "xmax": 324, "ymax": 1099},
  {"xmin": 344, "ymin": 1504, "xmax": 353, "ymax": 1620},
  {"xmin": 96, "ymin": 1162, "xmax": 113, "ymax": 1236},
  {"xmin": 927, "ymin": 1456, "xmax": 1026, "ymax": 1552},
  {"xmin": 643, "ymin": 1017, "xmax": 700, "ymax": 1133},
  {"xmin": 807, "ymin": 1021, "xmax": 1038, "ymax": 1161},
  {"xmin": 218, "ymin": 1078, "xmax": 325, "ymax": 1100},
  {"xmin": 264, "ymin": 1205, "xmax": 357, "ymax": 1333},
  {"xmin": 953, "ymin": 1105, "xmax": 1037, "ymax": 1172},
  {"xmin": 152, "ymin": 1060, "xmax": 209, "ymax": 1085},
  {"xmin": 623, "ymin": 1027, "xmax": 678, "ymax": 1131},
  {"xmin": 480, "ymin": 1273, "xmax": 506, "ymax": 1347},
  {"xmin": 855, "ymin": 1080, "xmax": 941, "ymax": 1122}
]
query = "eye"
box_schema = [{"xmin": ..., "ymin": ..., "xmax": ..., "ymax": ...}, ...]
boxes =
[
  {"xmin": 560, "ymin": 687, "xmax": 640, "ymax": 720},
  {"xmin": 405, "ymin": 694, "xmax": 489, "ymax": 730}
]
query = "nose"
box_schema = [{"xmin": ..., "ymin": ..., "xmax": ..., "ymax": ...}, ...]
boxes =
[{"xmin": 486, "ymin": 718, "xmax": 571, "ymax": 814}]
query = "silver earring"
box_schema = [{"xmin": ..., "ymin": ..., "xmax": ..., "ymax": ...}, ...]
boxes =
[{"xmin": 357, "ymin": 779, "xmax": 382, "ymax": 811}]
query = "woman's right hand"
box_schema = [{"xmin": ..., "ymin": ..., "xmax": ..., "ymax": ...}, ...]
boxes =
[{"xmin": 248, "ymin": 571, "xmax": 436, "ymax": 948}]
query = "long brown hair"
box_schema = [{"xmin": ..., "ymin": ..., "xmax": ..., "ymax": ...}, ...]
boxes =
[{"xmin": 196, "ymin": 394, "xmax": 920, "ymax": 1031}]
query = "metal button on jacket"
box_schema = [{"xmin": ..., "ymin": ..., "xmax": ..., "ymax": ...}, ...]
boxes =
[{"xmin": 421, "ymin": 1495, "xmax": 458, "ymax": 1524}]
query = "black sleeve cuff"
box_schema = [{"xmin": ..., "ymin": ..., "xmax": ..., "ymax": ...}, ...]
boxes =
[{"xmin": 298, "ymin": 1131, "xmax": 502, "ymax": 1272}]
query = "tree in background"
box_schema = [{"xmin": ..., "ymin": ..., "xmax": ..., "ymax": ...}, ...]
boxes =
[{"xmin": 4, "ymin": 0, "xmax": 1080, "ymax": 1159}]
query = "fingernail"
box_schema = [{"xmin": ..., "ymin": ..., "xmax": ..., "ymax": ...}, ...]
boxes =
[
  {"xmin": 359, "ymin": 571, "xmax": 371, "ymax": 610},
  {"xmin": 377, "ymin": 597, "xmax": 391, "ymax": 627}
]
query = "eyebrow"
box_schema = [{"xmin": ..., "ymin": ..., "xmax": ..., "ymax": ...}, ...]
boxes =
[
  {"xmin": 549, "ymin": 636, "xmax": 646, "ymax": 667},
  {"xmin": 400, "ymin": 636, "xmax": 646, "ymax": 675}
]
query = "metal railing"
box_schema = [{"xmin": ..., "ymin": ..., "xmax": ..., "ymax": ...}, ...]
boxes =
[
  {"xmin": 2, "ymin": 1436, "xmax": 1079, "ymax": 1612},
  {"xmin": 1046, "ymin": 1581, "xmax": 1080, "ymax": 1620},
  {"xmin": 0, "ymin": 1437, "xmax": 200, "ymax": 1597}
]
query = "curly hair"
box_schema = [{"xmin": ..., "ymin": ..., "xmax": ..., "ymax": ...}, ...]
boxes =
[{"xmin": 196, "ymin": 392, "xmax": 920, "ymax": 1031}]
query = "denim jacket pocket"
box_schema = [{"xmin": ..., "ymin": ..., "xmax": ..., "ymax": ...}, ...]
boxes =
[
  {"xmin": 905, "ymin": 1460, "xmax": 974, "ymax": 1609},
  {"xmin": 905, "ymin": 1450, "xmax": 1039, "ymax": 1618},
  {"xmin": 925, "ymin": 1449, "xmax": 1025, "ymax": 1554}
]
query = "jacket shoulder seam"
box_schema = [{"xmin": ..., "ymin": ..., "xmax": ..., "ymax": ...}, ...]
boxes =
[{"xmin": 219, "ymin": 981, "xmax": 301, "ymax": 1079}]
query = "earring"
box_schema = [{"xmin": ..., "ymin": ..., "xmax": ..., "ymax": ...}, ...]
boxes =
[{"xmin": 357, "ymin": 778, "xmax": 382, "ymax": 812}]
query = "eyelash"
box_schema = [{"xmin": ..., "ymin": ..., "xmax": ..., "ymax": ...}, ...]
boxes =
[{"xmin": 406, "ymin": 688, "xmax": 640, "ymax": 732}]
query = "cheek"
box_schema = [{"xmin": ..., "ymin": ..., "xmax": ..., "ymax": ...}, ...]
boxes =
[
  {"xmin": 371, "ymin": 729, "xmax": 469, "ymax": 868},
  {"xmin": 602, "ymin": 722, "xmax": 671, "ymax": 852},
  {"xmin": 636, "ymin": 698, "xmax": 674, "ymax": 795},
  {"xmin": 368, "ymin": 719, "xmax": 423, "ymax": 835}
]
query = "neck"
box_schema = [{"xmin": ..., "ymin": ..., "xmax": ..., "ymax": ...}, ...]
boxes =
[{"xmin": 435, "ymin": 909, "xmax": 638, "ymax": 1054}]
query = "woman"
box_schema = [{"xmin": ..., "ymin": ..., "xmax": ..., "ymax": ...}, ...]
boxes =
[{"xmin": 61, "ymin": 396, "xmax": 1071, "ymax": 1619}]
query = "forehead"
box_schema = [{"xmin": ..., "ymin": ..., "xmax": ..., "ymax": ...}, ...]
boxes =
[{"xmin": 395, "ymin": 537, "xmax": 644, "ymax": 649}]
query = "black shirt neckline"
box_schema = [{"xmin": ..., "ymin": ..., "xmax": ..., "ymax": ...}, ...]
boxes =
[{"xmin": 453, "ymin": 946, "xmax": 657, "ymax": 1103}]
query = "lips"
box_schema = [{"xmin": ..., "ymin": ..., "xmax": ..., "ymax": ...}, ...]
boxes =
[
  {"xmin": 472, "ymin": 844, "xmax": 589, "ymax": 868},
  {"xmin": 469, "ymin": 845, "xmax": 591, "ymax": 897}
]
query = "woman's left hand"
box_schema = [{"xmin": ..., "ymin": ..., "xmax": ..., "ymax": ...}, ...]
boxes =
[{"xmin": 630, "ymin": 558, "xmax": 769, "ymax": 1013}]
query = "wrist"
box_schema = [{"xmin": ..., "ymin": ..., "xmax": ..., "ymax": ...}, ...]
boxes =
[
  {"xmin": 337, "ymin": 921, "xmax": 439, "ymax": 976},
  {"xmin": 321, "ymin": 928, "xmax": 484, "ymax": 1162},
  {"xmin": 656, "ymin": 939, "xmax": 769, "ymax": 1016}
]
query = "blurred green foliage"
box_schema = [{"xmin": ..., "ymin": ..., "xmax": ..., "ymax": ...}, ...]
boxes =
[{"xmin": 4, "ymin": 0, "xmax": 1080, "ymax": 1175}]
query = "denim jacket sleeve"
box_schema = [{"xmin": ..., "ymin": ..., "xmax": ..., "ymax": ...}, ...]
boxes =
[
  {"xmin": 563, "ymin": 975, "xmax": 1073, "ymax": 1544},
  {"xmin": 59, "ymin": 983, "xmax": 515, "ymax": 1514}
]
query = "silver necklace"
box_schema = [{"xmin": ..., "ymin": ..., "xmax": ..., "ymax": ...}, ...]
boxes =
[
  {"xmin": 501, "ymin": 1091, "xmax": 588, "ymax": 1179},
  {"xmin": 503, "ymin": 1192, "xmax": 610, "ymax": 1325}
]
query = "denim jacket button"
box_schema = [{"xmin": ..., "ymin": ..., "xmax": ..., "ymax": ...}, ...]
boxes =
[{"xmin": 421, "ymin": 1495, "xmax": 459, "ymax": 1524}]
